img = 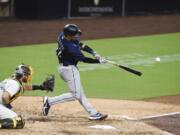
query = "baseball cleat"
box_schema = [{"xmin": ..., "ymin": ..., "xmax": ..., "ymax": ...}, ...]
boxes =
[
  {"xmin": 89, "ymin": 112, "xmax": 108, "ymax": 120},
  {"xmin": 42, "ymin": 96, "xmax": 51, "ymax": 116}
]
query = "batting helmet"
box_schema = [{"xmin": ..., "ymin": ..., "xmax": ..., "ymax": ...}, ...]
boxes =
[
  {"xmin": 63, "ymin": 24, "xmax": 82, "ymax": 36},
  {"xmin": 14, "ymin": 64, "xmax": 33, "ymax": 82}
]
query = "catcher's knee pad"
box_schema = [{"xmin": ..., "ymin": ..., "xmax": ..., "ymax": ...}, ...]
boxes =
[{"xmin": 0, "ymin": 115, "xmax": 25, "ymax": 129}]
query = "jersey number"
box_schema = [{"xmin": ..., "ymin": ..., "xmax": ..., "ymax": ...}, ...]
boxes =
[{"xmin": 56, "ymin": 38, "xmax": 64, "ymax": 58}]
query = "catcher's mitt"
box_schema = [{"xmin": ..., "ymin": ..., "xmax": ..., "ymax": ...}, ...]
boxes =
[{"xmin": 41, "ymin": 74, "xmax": 55, "ymax": 92}]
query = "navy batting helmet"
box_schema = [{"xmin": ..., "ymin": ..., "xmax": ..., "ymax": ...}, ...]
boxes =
[{"xmin": 63, "ymin": 24, "xmax": 82, "ymax": 36}]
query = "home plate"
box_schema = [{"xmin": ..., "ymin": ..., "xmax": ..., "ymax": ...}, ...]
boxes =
[{"xmin": 89, "ymin": 125, "xmax": 116, "ymax": 130}]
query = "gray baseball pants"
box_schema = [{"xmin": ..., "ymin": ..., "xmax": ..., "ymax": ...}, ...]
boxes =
[{"xmin": 48, "ymin": 65, "xmax": 98, "ymax": 115}]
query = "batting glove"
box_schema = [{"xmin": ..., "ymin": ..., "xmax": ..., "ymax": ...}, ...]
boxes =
[
  {"xmin": 93, "ymin": 52, "xmax": 101, "ymax": 60},
  {"xmin": 95, "ymin": 54, "xmax": 101, "ymax": 60},
  {"xmin": 99, "ymin": 57, "xmax": 108, "ymax": 64}
]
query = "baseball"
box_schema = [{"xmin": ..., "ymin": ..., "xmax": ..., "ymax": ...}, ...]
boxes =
[{"xmin": 155, "ymin": 57, "xmax": 160, "ymax": 62}]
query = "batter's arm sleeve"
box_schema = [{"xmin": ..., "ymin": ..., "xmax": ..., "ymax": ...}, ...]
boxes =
[
  {"xmin": 68, "ymin": 43, "xmax": 100, "ymax": 64},
  {"xmin": 79, "ymin": 42, "xmax": 96, "ymax": 55},
  {"xmin": 82, "ymin": 57, "xmax": 100, "ymax": 63},
  {"xmin": 74, "ymin": 52, "xmax": 100, "ymax": 64},
  {"xmin": 70, "ymin": 47, "xmax": 100, "ymax": 63}
]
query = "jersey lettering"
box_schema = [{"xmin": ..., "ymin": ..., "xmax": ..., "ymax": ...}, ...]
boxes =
[{"xmin": 56, "ymin": 36, "xmax": 64, "ymax": 58}]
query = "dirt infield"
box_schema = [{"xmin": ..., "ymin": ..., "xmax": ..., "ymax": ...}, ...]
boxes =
[
  {"xmin": 0, "ymin": 97, "xmax": 180, "ymax": 135},
  {"xmin": 0, "ymin": 14, "xmax": 180, "ymax": 134}
]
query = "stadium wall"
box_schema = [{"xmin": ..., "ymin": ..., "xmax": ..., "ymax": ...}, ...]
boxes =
[{"xmin": 13, "ymin": 0, "xmax": 180, "ymax": 19}]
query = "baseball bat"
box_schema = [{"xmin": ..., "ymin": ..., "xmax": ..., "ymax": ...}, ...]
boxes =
[{"xmin": 107, "ymin": 60, "xmax": 142, "ymax": 76}]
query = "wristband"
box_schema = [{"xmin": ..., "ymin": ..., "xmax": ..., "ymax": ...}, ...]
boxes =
[{"xmin": 32, "ymin": 85, "xmax": 44, "ymax": 90}]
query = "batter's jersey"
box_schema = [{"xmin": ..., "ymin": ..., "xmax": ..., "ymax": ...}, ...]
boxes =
[
  {"xmin": 0, "ymin": 78, "xmax": 23, "ymax": 104},
  {"xmin": 56, "ymin": 32, "xmax": 86, "ymax": 66}
]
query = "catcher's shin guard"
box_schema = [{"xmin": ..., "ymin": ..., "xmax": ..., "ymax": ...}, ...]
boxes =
[{"xmin": 0, "ymin": 115, "xmax": 25, "ymax": 129}]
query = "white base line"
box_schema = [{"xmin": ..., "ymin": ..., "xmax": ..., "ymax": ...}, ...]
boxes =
[
  {"xmin": 109, "ymin": 112, "xmax": 178, "ymax": 135},
  {"xmin": 121, "ymin": 112, "xmax": 180, "ymax": 121}
]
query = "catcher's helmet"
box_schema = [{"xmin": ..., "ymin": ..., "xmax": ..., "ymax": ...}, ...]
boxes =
[
  {"xmin": 15, "ymin": 64, "xmax": 33, "ymax": 82},
  {"xmin": 63, "ymin": 24, "xmax": 82, "ymax": 36}
]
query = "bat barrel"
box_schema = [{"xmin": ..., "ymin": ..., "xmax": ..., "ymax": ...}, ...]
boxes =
[{"xmin": 107, "ymin": 60, "xmax": 142, "ymax": 76}]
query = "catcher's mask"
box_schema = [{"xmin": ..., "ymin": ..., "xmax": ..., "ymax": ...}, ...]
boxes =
[{"xmin": 15, "ymin": 64, "xmax": 33, "ymax": 83}]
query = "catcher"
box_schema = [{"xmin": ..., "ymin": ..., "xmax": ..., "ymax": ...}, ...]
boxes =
[{"xmin": 0, "ymin": 64, "xmax": 54, "ymax": 129}]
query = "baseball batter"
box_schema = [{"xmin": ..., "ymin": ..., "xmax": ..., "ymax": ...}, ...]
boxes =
[
  {"xmin": 0, "ymin": 64, "xmax": 54, "ymax": 129},
  {"xmin": 43, "ymin": 24, "xmax": 108, "ymax": 120}
]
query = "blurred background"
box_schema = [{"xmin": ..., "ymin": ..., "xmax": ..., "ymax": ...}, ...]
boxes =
[
  {"xmin": 1, "ymin": 1, "xmax": 180, "ymax": 133},
  {"xmin": 0, "ymin": 0, "xmax": 180, "ymax": 19},
  {"xmin": 0, "ymin": 0, "xmax": 180, "ymax": 47}
]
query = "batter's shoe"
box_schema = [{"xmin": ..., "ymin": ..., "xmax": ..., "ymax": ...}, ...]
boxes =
[
  {"xmin": 89, "ymin": 112, "xmax": 108, "ymax": 120},
  {"xmin": 42, "ymin": 96, "xmax": 51, "ymax": 116}
]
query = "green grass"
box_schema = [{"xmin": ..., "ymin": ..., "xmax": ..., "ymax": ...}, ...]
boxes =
[{"xmin": 0, "ymin": 33, "xmax": 180, "ymax": 100}]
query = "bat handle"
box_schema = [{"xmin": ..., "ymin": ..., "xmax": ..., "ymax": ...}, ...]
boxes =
[{"xmin": 106, "ymin": 60, "xmax": 118, "ymax": 65}]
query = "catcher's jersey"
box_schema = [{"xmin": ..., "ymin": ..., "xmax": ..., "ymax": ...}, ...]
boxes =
[{"xmin": 0, "ymin": 78, "xmax": 23, "ymax": 104}]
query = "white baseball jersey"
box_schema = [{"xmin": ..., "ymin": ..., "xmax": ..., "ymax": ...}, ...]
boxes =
[
  {"xmin": 0, "ymin": 78, "xmax": 23, "ymax": 119},
  {"xmin": 0, "ymin": 78, "xmax": 23, "ymax": 104}
]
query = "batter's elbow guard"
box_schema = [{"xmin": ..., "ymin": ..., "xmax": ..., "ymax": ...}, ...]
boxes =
[{"xmin": 0, "ymin": 115, "xmax": 25, "ymax": 129}]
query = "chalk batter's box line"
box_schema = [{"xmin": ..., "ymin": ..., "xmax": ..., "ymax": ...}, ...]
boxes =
[{"xmin": 109, "ymin": 111, "xmax": 180, "ymax": 121}]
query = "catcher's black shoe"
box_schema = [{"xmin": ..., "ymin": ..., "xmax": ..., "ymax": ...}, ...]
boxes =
[
  {"xmin": 89, "ymin": 112, "xmax": 108, "ymax": 120},
  {"xmin": 43, "ymin": 96, "xmax": 51, "ymax": 116}
]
